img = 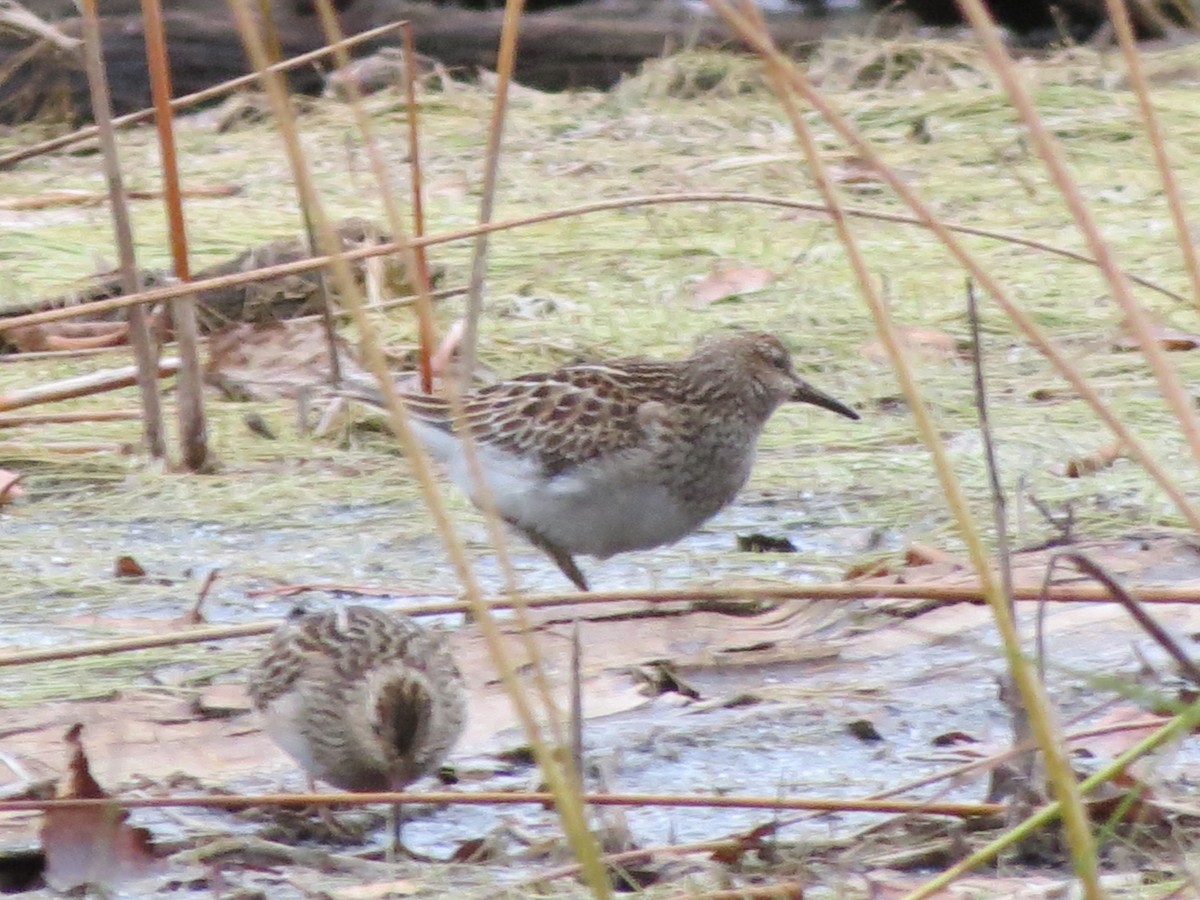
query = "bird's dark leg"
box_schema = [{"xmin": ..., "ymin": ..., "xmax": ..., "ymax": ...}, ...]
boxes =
[
  {"xmin": 385, "ymin": 795, "xmax": 436, "ymax": 862},
  {"xmin": 523, "ymin": 528, "xmax": 590, "ymax": 591}
]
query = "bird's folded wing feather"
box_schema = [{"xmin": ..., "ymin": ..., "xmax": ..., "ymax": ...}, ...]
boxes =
[{"xmin": 402, "ymin": 363, "xmax": 682, "ymax": 475}]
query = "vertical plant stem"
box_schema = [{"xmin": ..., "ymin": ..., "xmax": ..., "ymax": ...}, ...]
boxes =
[
  {"xmin": 401, "ymin": 22, "xmax": 435, "ymax": 394},
  {"xmin": 78, "ymin": 0, "xmax": 166, "ymax": 460},
  {"xmin": 459, "ymin": 0, "xmax": 527, "ymax": 381},
  {"xmin": 227, "ymin": 5, "xmax": 607, "ymax": 896},
  {"xmin": 141, "ymin": 0, "xmax": 207, "ymax": 471},
  {"xmin": 967, "ymin": 280, "xmax": 1033, "ymax": 801},
  {"xmin": 710, "ymin": 2, "xmax": 1100, "ymax": 895},
  {"xmin": 1104, "ymin": 0, "xmax": 1200, "ymax": 311},
  {"xmin": 954, "ymin": 0, "xmax": 1200, "ymax": 473}
]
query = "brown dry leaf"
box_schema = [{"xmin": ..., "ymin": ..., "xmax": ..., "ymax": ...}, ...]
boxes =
[
  {"xmin": 844, "ymin": 558, "xmax": 892, "ymax": 579},
  {"xmin": 39, "ymin": 724, "xmax": 158, "ymax": 892},
  {"xmin": 859, "ymin": 326, "xmax": 964, "ymax": 364},
  {"xmin": 0, "ymin": 469, "xmax": 23, "ymax": 506},
  {"xmin": 205, "ymin": 320, "xmax": 355, "ymax": 401},
  {"xmin": 113, "ymin": 555, "xmax": 146, "ymax": 578},
  {"xmin": 904, "ymin": 543, "xmax": 963, "ymax": 568},
  {"xmin": 931, "ymin": 730, "xmax": 980, "ymax": 747},
  {"xmin": 1054, "ymin": 441, "xmax": 1126, "ymax": 477},
  {"xmin": 1084, "ymin": 770, "xmax": 1165, "ymax": 826},
  {"xmin": 691, "ymin": 264, "xmax": 774, "ymax": 306},
  {"xmin": 1113, "ymin": 317, "xmax": 1200, "ymax": 352}
]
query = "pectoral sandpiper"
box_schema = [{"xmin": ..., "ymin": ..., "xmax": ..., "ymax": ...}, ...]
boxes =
[
  {"xmin": 344, "ymin": 330, "xmax": 859, "ymax": 590},
  {"xmin": 248, "ymin": 606, "xmax": 466, "ymax": 848}
]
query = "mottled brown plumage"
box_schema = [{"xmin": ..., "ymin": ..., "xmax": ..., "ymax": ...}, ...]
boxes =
[
  {"xmin": 344, "ymin": 331, "xmax": 859, "ymax": 590},
  {"xmin": 248, "ymin": 606, "xmax": 466, "ymax": 794}
]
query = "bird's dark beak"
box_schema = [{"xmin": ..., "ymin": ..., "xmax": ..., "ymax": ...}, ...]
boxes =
[{"xmin": 791, "ymin": 377, "xmax": 860, "ymax": 420}]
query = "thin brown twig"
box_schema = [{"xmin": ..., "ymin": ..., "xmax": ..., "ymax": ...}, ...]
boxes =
[
  {"xmin": 0, "ymin": 20, "xmax": 408, "ymax": 170},
  {"xmin": 967, "ymin": 278, "xmax": 1033, "ymax": 800},
  {"xmin": 0, "ymin": 789, "xmax": 1001, "ymax": 818},
  {"xmin": 6, "ymin": 581, "xmax": 1200, "ymax": 669},
  {"xmin": 1056, "ymin": 552, "xmax": 1200, "ymax": 685},
  {"xmin": 0, "ymin": 409, "xmax": 143, "ymax": 427},
  {"xmin": 401, "ymin": 22, "xmax": 435, "ymax": 395},
  {"xmin": 141, "ymin": 0, "xmax": 207, "ymax": 471},
  {"xmin": 0, "ymin": 193, "xmax": 1187, "ymax": 335}
]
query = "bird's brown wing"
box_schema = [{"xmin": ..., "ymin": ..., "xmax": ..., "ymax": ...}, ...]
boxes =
[{"xmin": 401, "ymin": 362, "xmax": 682, "ymax": 475}]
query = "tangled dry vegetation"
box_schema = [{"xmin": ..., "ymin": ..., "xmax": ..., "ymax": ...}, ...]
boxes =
[{"xmin": 4, "ymin": 25, "xmax": 1200, "ymax": 899}]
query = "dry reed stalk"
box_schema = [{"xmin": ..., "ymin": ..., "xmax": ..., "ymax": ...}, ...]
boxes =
[
  {"xmin": 697, "ymin": 8, "xmax": 1200, "ymax": 540},
  {"xmin": 0, "ymin": 789, "xmax": 1002, "ymax": 818},
  {"xmin": 78, "ymin": 0, "xmax": 167, "ymax": 460},
  {"xmin": 0, "ymin": 359, "xmax": 180, "ymax": 412},
  {"xmin": 3, "ymin": 581, "xmax": 1196, "ymax": 668},
  {"xmin": 141, "ymin": 0, "xmax": 207, "ymax": 471},
  {"xmin": 225, "ymin": 5, "xmax": 605, "ymax": 896},
  {"xmin": 1106, "ymin": 0, "xmax": 1200, "ymax": 310},
  {"xmin": 956, "ymin": 0, "xmax": 1200, "ymax": 495},
  {"xmin": 401, "ymin": 21, "xmax": 436, "ymax": 393},
  {"xmin": 0, "ymin": 441, "xmax": 132, "ymax": 454},
  {"xmin": 459, "ymin": 0, "xmax": 528, "ymax": 381},
  {"xmin": 0, "ymin": 409, "xmax": 142, "ymax": 427},
  {"xmin": 306, "ymin": 1, "xmax": 601, "ymax": 890},
  {"xmin": 715, "ymin": 1, "xmax": 1099, "ymax": 894}
]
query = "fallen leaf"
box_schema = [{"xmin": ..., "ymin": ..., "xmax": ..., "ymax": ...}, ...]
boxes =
[
  {"xmin": 931, "ymin": 731, "xmax": 980, "ymax": 747},
  {"xmin": 0, "ymin": 469, "xmax": 23, "ymax": 506},
  {"xmin": 859, "ymin": 326, "xmax": 965, "ymax": 364},
  {"xmin": 39, "ymin": 724, "xmax": 159, "ymax": 892},
  {"xmin": 690, "ymin": 265, "xmax": 774, "ymax": 305},
  {"xmin": 1113, "ymin": 317, "xmax": 1200, "ymax": 352},
  {"xmin": 1084, "ymin": 770, "xmax": 1165, "ymax": 826},
  {"xmin": 113, "ymin": 555, "xmax": 146, "ymax": 578},
  {"xmin": 449, "ymin": 837, "xmax": 497, "ymax": 864},
  {"xmin": 1054, "ymin": 441, "xmax": 1126, "ymax": 477},
  {"xmin": 904, "ymin": 543, "xmax": 963, "ymax": 568}
]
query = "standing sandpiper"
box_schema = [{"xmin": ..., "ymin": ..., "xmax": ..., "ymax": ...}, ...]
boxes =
[
  {"xmin": 248, "ymin": 605, "xmax": 466, "ymax": 848},
  {"xmin": 344, "ymin": 330, "xmax": 859, "ymax": 590}
]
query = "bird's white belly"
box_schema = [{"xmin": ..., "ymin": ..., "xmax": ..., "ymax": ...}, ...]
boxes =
[{"xmin": 444, "ymin": 446, "xmax": 701, "ymax": 558}]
